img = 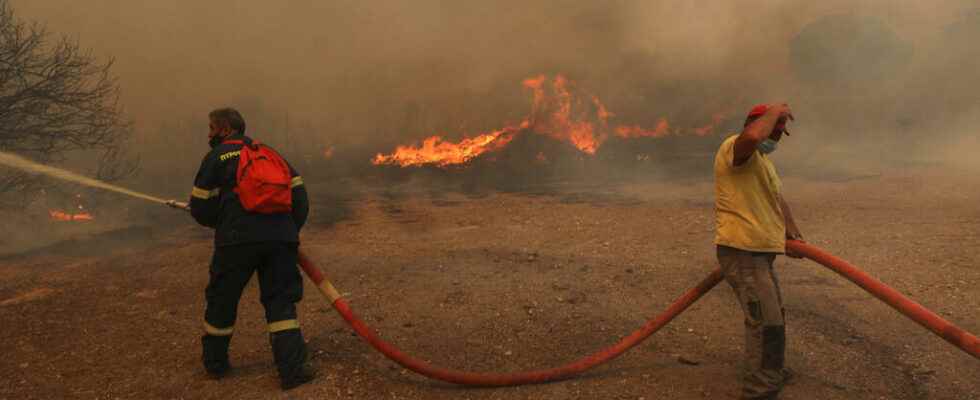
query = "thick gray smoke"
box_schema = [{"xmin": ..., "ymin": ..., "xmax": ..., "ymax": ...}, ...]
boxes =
[{"xmin": 9, "ymin": 0, "xmax": 980, "ymax": 185}]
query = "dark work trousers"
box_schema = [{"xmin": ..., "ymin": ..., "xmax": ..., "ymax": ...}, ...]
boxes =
[
  {"xmin": 717, "ymin": 245, "xmax": 790, "ymax": 399},
  {"xmin": 201, "ymin": 241, "xmax": 308, "ymax": 382}
]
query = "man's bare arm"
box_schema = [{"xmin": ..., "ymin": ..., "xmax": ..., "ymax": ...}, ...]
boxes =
[
  {"xmin": 780, "ymin": 194, "xmax": 805, "ymax": 258},
  {"xmin": 733, "ymin": 103, "xmax": 794, "ymax": 166},
  {"xmin": 779, "ymin": 194, "xmax": 802, "ymax": 240}
]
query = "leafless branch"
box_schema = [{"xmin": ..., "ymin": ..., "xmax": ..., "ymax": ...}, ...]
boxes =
[{"xmin": 0, "ymin": 0, "xmax": 136, "ymax": 197}]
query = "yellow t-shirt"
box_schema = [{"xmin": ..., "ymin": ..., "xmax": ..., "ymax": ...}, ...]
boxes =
[{"xmin": 714, "ymin": 134, "xmax": 785, "ymax": 253}]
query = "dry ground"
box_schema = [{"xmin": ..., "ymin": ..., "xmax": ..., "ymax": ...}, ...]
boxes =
[{"xmin": 1, "ymin": 165, "xmax": 978, "ymax": 399}]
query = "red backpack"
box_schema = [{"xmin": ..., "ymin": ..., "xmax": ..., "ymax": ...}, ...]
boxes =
[{"xmin": 223, "ymin": 139, "xmax": 292, "ymax": 214}]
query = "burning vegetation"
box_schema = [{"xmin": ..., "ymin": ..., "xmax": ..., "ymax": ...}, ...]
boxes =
[
  {"xmin": 372, "ymin": 75, "xmax": 735, "ymax": 169},
  {"xmin": 48, "ymin": 209, "xmax": 94, "ymax": 222},
  {"xmin": 371, "ymin": 123, "xmax": 525, "ymax": 168},
  {"xmin": 47, "ymin": 194, "xmax": 94, "ymax": 222}
]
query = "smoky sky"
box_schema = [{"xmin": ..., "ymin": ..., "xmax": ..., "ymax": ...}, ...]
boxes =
[{"xmin": 9, "ymin": 0, "xmax": 980, "ymax": 160}]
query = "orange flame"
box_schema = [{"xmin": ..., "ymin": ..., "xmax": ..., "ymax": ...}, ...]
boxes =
[
  {"xmin": 372, "ymin": 123, "xmax": 525, "ymax": 167},
  {"xmin": 49, "ymin": 210, "xmax": 94, "ymax": 221},
  {"xmin": 523, "ymin": 74, "xmax": 607, "ymax": 154},
  {"xmin": 373, "ymin": 74, "xmax": 734, "ymax": 167},
  {"xmin": 323, "ymin": 145, "xmax": 335, "ymax": 159},
  {"xmin": 615, "ymin": 118, "xmax": 671, "ymax": 139}
]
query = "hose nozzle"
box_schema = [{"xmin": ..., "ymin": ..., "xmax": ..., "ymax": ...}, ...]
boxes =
[{"xmin": 165, "ymin": 200, "xmax": 190, "ymax": 211}]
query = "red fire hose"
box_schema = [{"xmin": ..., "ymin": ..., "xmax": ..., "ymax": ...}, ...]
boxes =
[
  {"xmin": 786, "ymin": 241, "xmax": 979, "ymax": 359},
  {"xmin": 298, "ymin": 250, "xmax": 725, "ymax": 386},
  {"xmin": 296, "ymin": 241, "xmax": 978, "ymax": 387}
]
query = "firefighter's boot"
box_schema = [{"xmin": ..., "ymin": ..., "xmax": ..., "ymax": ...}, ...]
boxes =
[
  {"xmin": 271, "ymin": 329, "xmax": 315, "ymax": 390},
  {"xmin": 201, "ymin": 334, "xmax": 232, "ymax": 379}
]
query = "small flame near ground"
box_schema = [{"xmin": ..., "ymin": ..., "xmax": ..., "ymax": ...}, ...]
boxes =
[
  {"xmin": 615, "ymin": 118, "xmax": 671, "ymax": 139},
  {"xmin": 49, "ymin": 194, "xmax": 94, "ymax": 222},
  {"xmin": 49, "ymin": 209, "xmax": 94, "ymax": 222},
  {"xmin": 373, "ymin": 74, "xmax": 733, "ymax": 168}
]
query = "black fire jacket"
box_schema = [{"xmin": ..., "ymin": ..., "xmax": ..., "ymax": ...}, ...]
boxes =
[{"xmin": 189, "ymin": 134, "xmax": 309, "ymax": 246}]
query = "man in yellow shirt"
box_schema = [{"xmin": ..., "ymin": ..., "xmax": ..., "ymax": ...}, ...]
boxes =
[{"xmin": 714, "ymin": 103, "xmax": 802, "ymax": 400}]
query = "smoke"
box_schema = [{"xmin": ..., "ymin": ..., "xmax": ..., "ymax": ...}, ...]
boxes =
[{"xmin": 7, "ymin": 0, "xmax": 980, "ymax": 186}]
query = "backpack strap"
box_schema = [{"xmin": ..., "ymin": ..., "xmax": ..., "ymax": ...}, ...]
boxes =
[{"xmin": 222, "ymin": 138, "xmax": 260, "ymax": 149}]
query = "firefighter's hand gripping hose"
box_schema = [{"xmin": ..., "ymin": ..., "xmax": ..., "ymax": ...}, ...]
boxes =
[{"xmin": 296, "ymin": 241, "xmax": 978, "ymax": 387}]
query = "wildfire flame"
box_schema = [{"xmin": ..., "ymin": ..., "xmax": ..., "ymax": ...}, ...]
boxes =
[
  {"xmin": 523, "ymin": 74, "xmax": 607, "ymax": 154},
  {"xmin": 49, "ymin": 194, "xmax": 94, "ymax": 221},
  {"xmin": 615, "ymin": 118, "xmax": 671, "ymax": 139},
  {"xmin": 372, "ymin": 123, "xmax": 525, "ymax": 168},
  {"xmin": 49, "ymin": 210, "xmax": 94, "ymax": 221},
  {"xmin": 373, "ymin": 74, "xmax": 735, "ymax": 168}
]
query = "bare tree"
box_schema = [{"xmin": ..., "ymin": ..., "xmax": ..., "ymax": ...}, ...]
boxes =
[{"xmin": 0, "ymin": 0, "xmax": 135, "ymax": 199}]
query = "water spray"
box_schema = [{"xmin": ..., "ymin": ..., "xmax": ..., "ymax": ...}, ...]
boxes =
[
  {"xmin": 2, "ymin": 150, "xmax": 975, "ymax": 387},
  {"xmin": 0, "ymin": 151, "xmax": 174, "ymax": 205}
]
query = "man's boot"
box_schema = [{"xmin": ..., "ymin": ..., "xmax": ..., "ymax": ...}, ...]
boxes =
[
  {"xmin": 201, "ymin": 334, "xmax": 232, "ymax": 379},
  {"xmin": 271, "ymin": 329, "xmax": 315, "ymax": 390}
]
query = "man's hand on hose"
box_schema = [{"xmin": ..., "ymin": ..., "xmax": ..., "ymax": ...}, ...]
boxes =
[{"xmin": 785, "ymin": 228, "xmax": 804, "ymax": 258}]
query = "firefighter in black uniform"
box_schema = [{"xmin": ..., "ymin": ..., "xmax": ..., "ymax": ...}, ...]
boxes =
[{"xmin": 187, "ymin": 107, "xmax": 313, "ymax": 390}]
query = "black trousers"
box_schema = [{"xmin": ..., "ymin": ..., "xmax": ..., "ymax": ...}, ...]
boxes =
[
  {"xmin": 201, "ymin": 241, "xmax": 307, "ymax": 380},
  {"xmin": 204, "ymin": 241, "xmax": 302, "ymax": 328}
]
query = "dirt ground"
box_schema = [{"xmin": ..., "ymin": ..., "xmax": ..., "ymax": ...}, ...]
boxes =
[{"xmin": 1, "ymin": 165, "xmax": 978, "ymax": 400}]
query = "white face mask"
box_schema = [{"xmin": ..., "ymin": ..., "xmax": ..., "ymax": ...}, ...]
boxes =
[{"xmin": 757, "ymin": 138, "xmax": 778, "ymax": 154}]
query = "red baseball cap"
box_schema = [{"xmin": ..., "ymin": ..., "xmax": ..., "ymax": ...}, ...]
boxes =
[
  {"xmin": 746, "ymin": 104, "xmax": 769, "ymax": 119},
  {"xmin": 745, "ymin": 104, "xmax": 790, "ymax": 135}
]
